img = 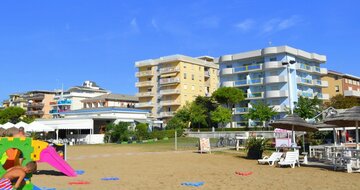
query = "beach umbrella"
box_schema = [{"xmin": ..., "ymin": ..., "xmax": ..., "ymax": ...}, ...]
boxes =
[
  {"xmin": 313, "ymin": 123, "xmax": 340, "ymax": 146},
  {"xmin": 270, "ymin": 114, "xmax": 318, "ymax": 147},
  {"xmin": 324, "ymin": 106, "xmax": 360, "ymax": 149},
  {"xmin": 0, "ymin": 128, "xmax": 5, "ymax": 136},
  {"xmin": 15, "ymin": 121, "xmax": 29, "ymax": 128},
  {"xmin": 2, "ymin": 122, "xmax": 15, "ymax": 130},
  {"xmin": 4, "ymin": 127, "xmax": 19, "ymax": 136}
]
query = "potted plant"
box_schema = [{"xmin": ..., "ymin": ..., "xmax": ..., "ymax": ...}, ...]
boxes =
[{"xmin": 245, "ymin": 137, "xmax": 269, "ymax": 159}]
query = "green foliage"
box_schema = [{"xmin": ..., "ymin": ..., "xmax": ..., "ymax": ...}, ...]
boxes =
[
  {"xmin": 189, "ymin": 102, "xmax": 207, "ymax": 129},
  {"xmin": 210, "ymin": 106, "xmax": 232, "ymax": 128},
  {"xmin": 212, "ymin": 87, "xmax": 245, "ymax": 108},
  {"xmin": 135, "ymin": 123, "xmax": 149, "ymax": 141},
  {"xmin": 0, "ymin": 107, "xmax": 26, "ymax": 124},
  {"xmin": 149, "ymin": 129, "xmax": 183, "ymax": 140},
  {"xmin": 245, "ymin": 137, "xmax": 269, "ymax": 159},
  {"xmin": 326, "ymin": 94, "xmax": 360, "ymax": 109},
  {"xmin": 244, "ymin": 102, "xmax": 277, "ymax": 128},
  {"xmin": 174, "ymin": 102, "xmax": 191, "ymax": 124},
  {"xmin": 166, "ymin": 116, "xmax": 187, "ymax": 130},
  {"xmin": 22, "ymin": 116, "xmax": 35, "ymax": 124},
  {"xmin": 194, "ymin": 96, "xmax": 218, "ymax": 127},
  {"xmin": 293, "ymin": 96, "xmax": 322, "ymax": 119},
  {"xmin": 104, "ymin": 122, "xmax": 131, "ymax": 143}
]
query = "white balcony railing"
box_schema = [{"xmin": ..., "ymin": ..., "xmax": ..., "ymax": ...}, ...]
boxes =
[
  {"xmin": 246, "ymin": 92, "xmax": 264, "ymax": 99},
  {"xmin": 159, "ymin": 89, "xmax": 181, "ymax": 95},
  {"xmin": 136, "ymin": 92, "xmax": 154, "ymax": 97},
  {"xmin": 135, "ymin": 102, "xmax": 154, "ymax": 108},
  {"xmin": 234, "ymin": 107, "xmax": 249, "ymax": 114},
  {"xmin": 266, "ymin": 90, "xmax": 288, "ymax": 98},
  {"xmin": 135, "ymin": 81, "xmax": 154, "ymax": 87},
  {"xmin": 159, "ymin": 78, "xmax": 180, "ymax": 85},
  {"xmin": 159, "ymin": 67, "xmax": 180, "ymax": 74},
  {"xmin": 344, "ymin": 90, "xmax": 360, "ymax": 97},
  {"xmin": 159, "ymin": 111, "xmax": 176, "ymax": 117},
  {"xmin": 221, "ymin": 64, "xmax": 263, "ymax": 75},
  {"xmin": 160, "ymin": 100, "xmax": 181, "ymax": 106},
  {"xmin": 135, "ymin": 70, "xmax": 154, "ymax": 77}
]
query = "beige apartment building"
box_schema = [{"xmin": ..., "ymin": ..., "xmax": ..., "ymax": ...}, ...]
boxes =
[
  {"xmin": 24, "ymin": 90, "xmax": 55, "ymax": 119},
  {"xmin": 135, "ymin": 55, "xmax": 219, "ymax": 122},
  {"xmin": 322, "ymin": 70, "xmax": 360, "ymax": 100}
]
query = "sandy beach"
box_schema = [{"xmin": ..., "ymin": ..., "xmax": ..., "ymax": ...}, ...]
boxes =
[{"xmin": 30, "ymin": 144, "xmax": 359, "ymax": 190}]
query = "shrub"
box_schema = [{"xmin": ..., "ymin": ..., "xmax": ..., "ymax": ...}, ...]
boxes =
[
  {"xmin": 104, "ymin": 122, "xmax": 131, "ymax": 143},
  {"xmin": 245, "ymin": 137, "xmax": 269, "ymax": 159},
  {"xmin": 135, "ymin": 123, "xmax": 150, "ymax": 140}
]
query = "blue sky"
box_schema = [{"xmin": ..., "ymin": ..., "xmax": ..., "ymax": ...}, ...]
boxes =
[{"xmin": 1, "ymin": 0, "xmax": 359, "ymax": 101}]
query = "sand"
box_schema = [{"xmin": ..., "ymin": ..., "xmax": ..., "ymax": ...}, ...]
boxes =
[{"xmin": 31, "ymin": 145, "xmax": 359, "ymax": 190}]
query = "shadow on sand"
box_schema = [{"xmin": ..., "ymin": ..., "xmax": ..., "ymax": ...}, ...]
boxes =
[{"xmin": 34, "ymin": 170, "xmax": 66, "ymax": 176}]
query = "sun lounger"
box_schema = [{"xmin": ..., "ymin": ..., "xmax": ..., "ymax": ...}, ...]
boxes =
[
  {"xmin": 277, "ymin": 151, "xmax": 300, "ymax": 168},
  {"xmin": 258, "ymin": 152, "xmax": 283, "ymax": 166}
]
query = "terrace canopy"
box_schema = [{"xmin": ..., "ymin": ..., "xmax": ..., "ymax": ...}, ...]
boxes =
[
  {"xmin": 270, "ymin": 114, "xmax": 318, "ymax": 147},
  {"xmin": 15, "ymin": 121, "xmax": 29, "ymax": 128},
  {"xmin": 324, "ymin": 106, "xmax": 360, "ymax": 149},
  {"xmin": 25, "ymin": 121, "xmax": 55, "ymax": 132},
  {"xmin": 2, "ymin": 122, "xmax": 15, "ymax": 130}
]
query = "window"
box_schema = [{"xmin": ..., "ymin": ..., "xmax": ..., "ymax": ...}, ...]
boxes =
[
  {"xmin": 192, "ymin": 85, "xmax": 195, "ymax": 90},
  {"xmin": 147, "ymin": 67, "xmax": 151, "ymax": 70},
  {"xmin": 335, "ymin": 85, "xmax": 340, "ymax": 92},
  {"xmin": 147, "ymin": 88, "xmax": 152, "ymax": 92},
  {"xmin": 345, "ymin": 79, "xmax": 348, "ymax": 83},
  {"xmin": 191, "ymin": 74, "xmax": 194, "ymax": 80},
  {"xmin": 184, "ymin": 73, "xmax": 187, "ymax": 79},
  {"xmin": 226, "ymin": 65, "xmax": 232, "ymax": 68},
  {"xmin": 147, "ymin": 77, "xmax": 151, "ymax": 81},
  {"xmin": 184, "ymin": 84, "xmax": 188, "ymax": 89},
  {"xmin": 270, "ymin": 57, "xmax": 277, "ymax": 61}
]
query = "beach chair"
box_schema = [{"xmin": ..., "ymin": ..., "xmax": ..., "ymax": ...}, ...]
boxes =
[
  {"xmin": 258, "ymin": 152, "xmax": 283, "ymax": 166},
  {"xmin": 277, "ymin": 151, "xmax": 300, "ymax": 168}
]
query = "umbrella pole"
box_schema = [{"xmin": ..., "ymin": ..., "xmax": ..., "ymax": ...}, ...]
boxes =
[
  {"xmin": 292, "ymin": 125, "xmax": 295, "ymax": 147},
  {"xmin": 333, "ymin": 128, "xmax": 337, "ymax": 146},
  {"xmin": 356, "ymin": 121, "xmax": 359, "ymax": 150}
]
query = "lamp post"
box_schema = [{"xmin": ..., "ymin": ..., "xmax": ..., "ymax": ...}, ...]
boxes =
[{"xmin": 282, "ymin": 60, "xmax": 296, "ymax": 114}]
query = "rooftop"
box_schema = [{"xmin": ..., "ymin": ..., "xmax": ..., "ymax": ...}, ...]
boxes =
[
  {"xmin": 328, "ymin": 70, "xmax": 360, "ymax": 80},
  {"xmin": 81, "ymin": 93, "xmax": 139, "ymax": 102},
  {"xmin": 62, "ymin": 107, "xmax": 149, "ymax": 115}
]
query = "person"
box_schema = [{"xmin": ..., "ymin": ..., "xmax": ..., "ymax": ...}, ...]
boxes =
[
  {"xmin": 0, "ymin": 161, "xmax": 37, "ymax": 190},
  {"xmin": 13, "ymin": 127, "xmax": 26, "ymax": 138}
]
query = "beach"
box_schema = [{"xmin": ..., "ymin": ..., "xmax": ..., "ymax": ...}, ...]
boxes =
[{"xmin": 32, "ymin": 144, "xmax": 359, "ymax": 190}]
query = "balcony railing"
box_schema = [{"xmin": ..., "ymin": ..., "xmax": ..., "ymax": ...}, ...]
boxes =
[
  {"xmin": 24, "ymin": 94, "xmax": 45, "ymax": 100},
  {"xmin": 136, "ymin": 92, "xmax": 154, "ymax": 97},
  {"xmin": 160, "ymin": 100, "xmax": 181, "ymax": 106},
  {"xmin": 159, "ymin": 78, "xmax": 180, "ymax": 85},
  {"xmin": 57, "ymin": 99, "xmax": 72, "ymax": 105},
  {"xmin": 26, "ymin": 103, "xmax": 44, "ymax": 108},
  {"xmin": 26, "ymin": 110, "xmax": 44, "ymax": 115},
  {"xmin": 233, "ymin": 64, "xmax": 262, "ymax": 73},
  {"xmin": 135, "ymin": 70, "xmax": 154, "ymax": 77},
  {"xmin": 159, "ymin": 111, "xmax": 176, "ymax": 117},
  {"xmin": 204, "ymin": 71, "xmax": 210, "ymax": 77},
  {"xmin": 234, "ymin": 78, "xmax": 263, "ymax": 87},
  {"xmin": 296, "ymin": 64, "xmax": 327, "ymax": 75},
  {"xmin": 297, "ymin": 77, "xmax": 313, "ymax": 85},
  {"xmin": 159, "ymin": 89, "xmax": 181, "ymax": 95},
  {"xmin": 315, "ymin": 93, "xmax": 330, "ymax": 100},
  {"xmin": 135, "ymin": 81, "xmax": 154, "ymax": 87},
  {"xmin": 298, "ymin": 91, "xmax": 314, "ymax": 98},
  {"xmin": 234, "ymin": 107, "xmax": 249, "ymax": 114},
  {"xmin": 49, "ymin": 109, "xmax": 59, "ymax": 114},
  {"xmin": 246, "ymin": 92, "xmax": 264, "ymax": 99},
  {"xmin": 135, "ymin": 102, "xmax": 154, "ymax": 108},
  {"xmin": 159, "ymin": 67, "xmax": 180, "ymax": 74}
]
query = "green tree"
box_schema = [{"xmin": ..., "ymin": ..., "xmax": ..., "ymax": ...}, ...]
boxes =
[
  {"xmin": 104, "ymin": 122, "xmax": 131, "ymax": 143},
  {"xmin": 166, "ymin": 116, "xmax": 187, "ymax": 130},
  {"xmin": 189, "ymin": 103, "xmax": 207, "ymax": 130},
  {"xmin": 210, "ymin": 106, "xmax": 232, "ymax": 129},
  {"xmin": 326, "ymin": 94, "xmax": 360, "ymax": 109},
  {"xmin": 293, "ymin": 96, "xmax": 322, "ymax": 119},
  {"xmin": 0, "ymin": 107, "xmax": 26, "ymax": 124},
  {"xmin": 244, "ymin": 102, "xmax": 277, "ymax": 129},
  {"xmin": 194, "ymin": 96, "xmax": 218, "ymax": 127},
  {"xmin": 212, "ymin": 87, "xmax": 245, "ymax": 128},
  {"xmin": 135, "ymin": 123, "xmax": 149, "ymax": 140}
]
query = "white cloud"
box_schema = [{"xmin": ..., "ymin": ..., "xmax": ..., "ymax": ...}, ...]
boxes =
[
  {"xmin": 262, "ymin": 15, "xmax": 301, "ymax": 34},
  {"xmin": 130, "ymin": 18, "xmax": 139, "ymax": 32},
  {"xmin": 234, "ymin": 19, "xmax": 255, "ymax": 31}
]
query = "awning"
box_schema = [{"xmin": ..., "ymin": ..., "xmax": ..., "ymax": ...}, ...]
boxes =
[{"xmin": 36, "ymin": 119, "xmax": 94, "ymax": 130}]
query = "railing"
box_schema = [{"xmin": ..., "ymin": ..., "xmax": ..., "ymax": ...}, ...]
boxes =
[
  {"xmin": 135, "ymin": 70, "xmax": 154, "ymax": 77},
  {"xmin": 27, "ymin": 103, "xmax": 44, "ymax": 107},
  {"xmin": 160, "ymin": 89, "xmax": 181, "ymax": 95},
  {"xmin": 234, "ymin": 78, "xmax": 263, "ymax": 87},
  {"xmin": 159, "ymin": 78, "xmax": 180, "ymax": 85},
  {"xmin": 298, "ymin": 91, "xmax": 314, "ymax": 98},
  {"xmin": 315, "ymin": 93, "xmax": 329, "ymax": 100},
  {"xmin": 234, "ymin": 107, "xmax": 249, "ymax": 114},
  {"xmin": 204, "ymin": 71, "xmax": 210, "ymax": 77},
  {"xmin": 49, "ymin": 109, "xmax": 59, "ymax": 114},
  {"xmin": 24, "ymin": 94, "xmax": 45, "ymax": 99},
  {"xmin": 26, "ymin": 110, "xmax": 44, "ymax": 115},
  {"xmin": 297, "ymin": 77, "xmax": 313, "ymax": 85},
  {"xmin": 57, "ymin": 99, "xmax": 72, "ymax": 105},
  {"xmin": 159, "ymin": 111, "xmax": 176, "ymax": 117},
  {"xmin": 159, "ymin": 67, "xmax": 180, "ymax": 74},
  {"xmin": 246, "ymin": 92, "xmax": 264, "ymax": 99},
  {"xmin": 160, "ymin": 100, "xmax": 181, "ymax": 106},
  {"xmin": 136, "ymin": 92, "xmax": 154, "ymax": 97},
  {"xmin": 135, "ymin": 81, "xmax": 154, "ymax": 87},
  {"xmin": 233, "ymin": 64, "xmax": 262, "ymax": 73},
  {"xmin": 135, "ymin": 102, "xmax": 154, "ymax": 107}
]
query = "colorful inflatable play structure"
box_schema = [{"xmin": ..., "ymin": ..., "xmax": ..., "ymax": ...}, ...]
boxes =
[{"xmin": 0, "ymin": 137, "xmax": 77, "ymax": 190}]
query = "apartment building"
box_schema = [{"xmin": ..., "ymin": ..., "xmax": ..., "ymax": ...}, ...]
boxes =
[
  {"xmin": 50, "ymin": 81, "xmax": 109, "ymax": 118},
  {"xmin": 82, "ymin": 93, "xmax": 138, "ymax": 108},
  {"xmin": 135, "ymin": 55, "xmax": 219, "ymax": 122},
  {"xmin": 2, "ymin": 93, "xmax": 27, "ymax": 109},
  {"xmin": 24, "ymin": 90, "xmax": 55, "ymax": 119},
  {"xmin": 322, "ymin": 70, "xmax": 360, "ymax": 99},
  {"xmin": 218, "ymin": 46, "xmax": 328, "ymax": 127}
]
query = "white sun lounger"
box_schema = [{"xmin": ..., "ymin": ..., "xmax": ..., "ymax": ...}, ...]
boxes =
[
  {"xmin": 258, "ymin": 152, "xmax": 283, "ymax": 166},
  {"xmin": 277, "ymin": 151, "xmax": 300, "ymax": 168}
]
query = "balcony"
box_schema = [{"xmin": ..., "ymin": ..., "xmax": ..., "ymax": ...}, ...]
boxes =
[
  {"xmin": 273, "ymin": 105, "xmax": 287, "ymax": 112},
  {"xmin": 26, "ymin": 110, "xmax": 44, "ymax": 115},
  {"xmin": 234, "ymin": 107, "xmax": 249, "ymax": 114},
  {"xmin": 25, "ymin": 94, "xmax": 44, "ymax": 100},
  {"xmin": 135, "ymin": 70, "xmax": 154, "ymax": 77},
  {"xmin": 296, "ymin": 64, "xmax": 327, "ymax": 75},
  {"xmin": 221, "ymin": 64, "xmax": 262, "ymax": 75},
  {"xmin": 264, "ymin": 61, "xmax": 285, "ymax": 70},
  {"xmin": 315, "ymin": 93, "xmax": 330, "ymax": 100},
  {"xmin": 236, "ymin": 121, "xmax": 249, "ymax": 128},
  {"xmin": 26, "ymin": 103, "xmax": 44, "ymax": 108},
  {"xmin": 49, "ymin": 109, "xmax": 59, "ymax": 114},
  {"xmin": 159, "ymin": 67, "xmax": 180, "ymax": 75},
  {"xmin": 57, "ymin": 99, "xmax": 72, "ymax": 105},
  {"xmin": 204, "ymin": 71, "xmax": 210, "ymax": 78},
  {"xmin": 246, "ymin": 92, "xmax": 264, "ymax": 100},
  {"xmin": 266, "ymin": 90, "xmax": 289, "ymax": 98},
  {"xmin": 159, "ymin": 111, "xmax": 176, "ymax": 118},
  {"xmin": 136, "ymin": 92, "xmax": 154, "ymax": 97},
  {"xmin": 297, "ymin": 91, "xmax": 314, "ymax": 98},
  {"xmin": 297, "ymin": 77, "xmax": 313, "ymax": 86},
  {"xmin": 159, "ymin": 78, "xmax": 180, "ymax": 85},
  {"xmin": 159, "ymin": 89, "xmax": 181, "ymax": 95},
  {"xmin": 265, "ymin": 76, "xmax": 287, "ymax": 84},
  {"xmin": 135, "ymin": 81, "xmax": 154, "ymax": 87},
  {"xmin": 234, "ymin": 78, "xmax": 263, "ymax": 87},
  {"xmin": 344, "ymin": 90, "xmax": 360, "ymax": 97},
  {"xmin": 160, "ymin": 100, "xmax": 181, "ymax": 106},
  {"xmin": 135, "ymin": 102, "xmax": 154, "ymax": 108},
  {"xmin": 313, "ymin": 79, "xmax": 328, "ymax": 87}
]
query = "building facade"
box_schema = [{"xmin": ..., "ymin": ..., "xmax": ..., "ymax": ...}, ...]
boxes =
[
  {"xmin": 50, "ymin": 81, "xmax": 109, "ymax": 118},
  {"xmin": 135, "ymin": 55, "xmax": 219, "ymax": 122},
  {"xmin": 81, "ymin": 93, "xmax": 138, "ymax": 109},
  {"xmin": 322, "ymin": 70, "xmax": 360, "ymax": 99},
  {"xmin": 2, "ymin": 93, "xmax": 27, "ymax": 109},
  {"xmin": 218, "ymin": 46, "xmax": 328, "ymax": 127},
  {"xmin": 24, "ymin": 91, "xmax": 55, "ymax": 119}
]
